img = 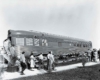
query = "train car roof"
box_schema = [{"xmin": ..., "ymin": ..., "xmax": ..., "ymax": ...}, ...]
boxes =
[{"xmin": 8, "ymin": 30, "xmax": 91, "ymax": 43}]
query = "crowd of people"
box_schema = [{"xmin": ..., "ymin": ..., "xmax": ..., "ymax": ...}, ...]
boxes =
[
  {"xmin": 81, "ymin": 48, "xmax": 100, "ymax": 67},
  {"xmin": 13, "ymin": 48, "xmax": 100, "ymax": 75},
  {"xmin": 1, "ymin": 46, "xmax": 100, "ymax": 75},
  {"xmin": 87, "ymin": 49, "xmax": 100, "ymax": 62},
  {"xmin": 15, "ymin": 51, "xmax": 55, "ymax": 75}
]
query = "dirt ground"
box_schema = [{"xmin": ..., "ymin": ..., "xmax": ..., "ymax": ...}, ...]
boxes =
[{"xmin": 11, "ymin": 64, "xmax": 100, "ymax": 80}]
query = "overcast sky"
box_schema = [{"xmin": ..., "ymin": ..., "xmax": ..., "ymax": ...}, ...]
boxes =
[{"xmin": 0, "ymin": 0, "xmax": 100, "ymax": 49}]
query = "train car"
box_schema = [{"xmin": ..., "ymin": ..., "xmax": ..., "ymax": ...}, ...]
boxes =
[{"xmin": 6, "ymin": 30, "xmax": 92, "ymax": 60}]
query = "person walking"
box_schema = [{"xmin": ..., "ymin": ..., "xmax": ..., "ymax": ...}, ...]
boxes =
[
  {"xmin": 30, "ymin": 52, "xmax": 35, "ymax": 70},
  {"xmin": 15, "ymin": 57, "xmax": 21, "ymax": 72},
  {"xmin": 98, "ymin": 49, "xmax": 100, "ymax": 61},
  {"xmin": 20, "ymin": 51, "xmax": 26, "ymax": 75}
]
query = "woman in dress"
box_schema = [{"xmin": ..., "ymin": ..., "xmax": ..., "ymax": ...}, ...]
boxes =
[{"xmin": 30, "ymin": 52, "xmax": 35, "ymax": 70}]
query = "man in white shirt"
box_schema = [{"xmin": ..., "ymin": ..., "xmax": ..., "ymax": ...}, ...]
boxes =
[
  {"xmin": 38, "ymin": 53, "xmax": 43, "ymax": 60},
  {"xmin": 47, "ymin": 51, "xmax": 55, "ymax": 72},
  {"xmin": 38, "ymin": 53, "xmax": 44, "ymax": 69}
]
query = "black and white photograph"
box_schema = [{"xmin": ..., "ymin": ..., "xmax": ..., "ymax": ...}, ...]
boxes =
[{"xmin": 0, "ymin": 0, "xmax": 100, "ymax": 80}]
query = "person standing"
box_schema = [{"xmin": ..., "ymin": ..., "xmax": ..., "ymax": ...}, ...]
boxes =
[
  {"xmin": 51, "ymin": 53, "xmax": 55, "ymax": 70},
  {"xmin": 91, "ymin": 50, "xmax": 94, "ymax": 61},
  {"xmin": 20, "ymin": 51, "xmax": 26, "ymax": 75},
  {"xmin": 37, "ymin": 53, "xmax": 44, "ymax": 69},
  {"xmin": 47, "ymin": 51, "xmax": 55, "ymax": 72},
  {"xmin": 98, "ymin": 49, "xmax": 100, "ymax": 61},
  {"xmin": 30, "ymin": 52, "xmax": 35, "ymax": 70},
  {"xmin": 82, "ymin": 52, "xmax": 87, "ymax": 67},
  {"xmin": 47, "ymin": 52, "xmax": 49, "ymax": 70},
  {"xmin": 94, "ymin": 49, "xmax": 98, "ymax": 62},
  {"xmin": 87, "ymin": 49, "xmax": 91, "ymax": 62}
]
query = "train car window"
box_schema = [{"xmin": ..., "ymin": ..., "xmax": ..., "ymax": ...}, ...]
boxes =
[
  {"xmin": 79, "ymin": 44, "xmax": 80, "ymax": 47},
  {"xmin": 90, "ymin": 42, "xmax": 92, "ymax": 47},
  {"xmin": 88, "ymin": 44, "xmax": 90, "ymax": 47},
  {"xmin": 16, "ymin": 38, "xmax": 24, "ymax": 46},
  {"xmin": 77, "ymin": 44, "xmax": 79, "ymax": 47},
  {"xmin": 42, "ymin": 39, "xmax": 48, "ymax": 46},
  {"xmin": 87, "ymin": 44, "xmax": 89, "ymax": 47},
  {"xmin": 74, "ymin": 43, "xmax": 76, "ymax": 46},
  {"xmin": 84, "ymin": 44, "xmax": 86, "ymax": 47},
  {"xmin": 69, "ymin": 43, "xmax": 72, "ymax": 46},
  {"xmin": 78, "ymin": 44, "xmax": 80, "ymax": 47},
  {"xmin": 58, "ymin": 42, "xmax": 62, "ymax": 47},
  {"xmin": 89, "ymin": 43, "xmax": 92, "ymax": 47},
  {"xmin": 89, "ymin": 43, "xmax": 91, "ymax": 47},
  {"xmin": 83, "ymin": 44, "xmax": 85, "ymax": 47},
  {"xmin": 81, "ymin": 44, "xmax": 82, "ymax": 47},
  {"xmin": 77, "ymin": 43, "xmax": 81, "ymax": 47},
  {"xmin": 85, "ymin": 44, "xmax": 87, "ymax": 47},
  {"xmin": 71, "ymin": 42, "xmax": 73, "ymax": 46},
  {"xmin": 79, "ymin": 44, "xmax": 81, "ymax": 47},
  {"xmin": 26, "ymin": 38, "xmax": 33, "ymax": 46},
  {"xmin": 34, "ymin": 38, "xmax": 39, "ymax": 46}
]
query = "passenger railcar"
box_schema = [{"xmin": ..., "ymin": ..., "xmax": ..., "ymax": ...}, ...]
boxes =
[{"xmin": 7, "ymin": 30, "xmax": 92, "ymax": 59}]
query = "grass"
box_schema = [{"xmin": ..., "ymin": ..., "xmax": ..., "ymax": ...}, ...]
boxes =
[{"xmin": 11, "ymin": 64, "xmax": 100, "ymax": 80}]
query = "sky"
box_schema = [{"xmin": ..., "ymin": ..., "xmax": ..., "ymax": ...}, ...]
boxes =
[{"xmin": 0, "ymin": 0, "xmax": 100, "ymax": 49}]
